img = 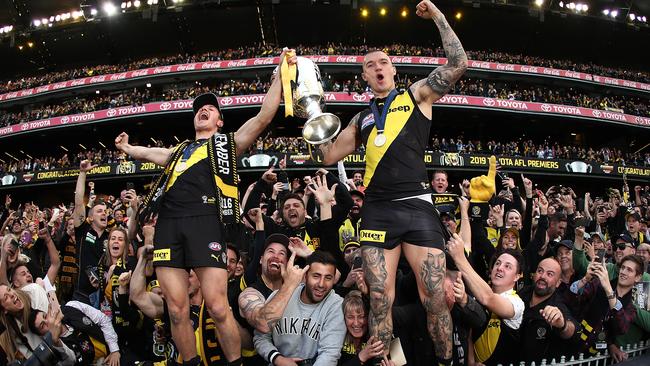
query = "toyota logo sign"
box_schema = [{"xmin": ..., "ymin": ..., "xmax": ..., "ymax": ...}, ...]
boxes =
[
  {"xmin": 352, "ymin": 94, "xmax": 367, "ymax": 102},
  {"xmin": 541, "ymin": 104, "xmax": 552, "ymax": 112},
  {"xmin": 61, "ymin": 116, "xmax": 70, "ymax": 124},
  {"xmin": 482, "ymin": 98, "xmax": 495, "ymax": 107},
  {"xmin": 220, "ymin": 97, "xmax": 233, "ymax": 106},
  {"xmin": 592, "ymin": 110, "xmax": 602, "ymax": 118},
  {"xmin": 106, "ymin": 109, "xmax": 116, "ymax": 117},
  {"xmin": 159, "ymin": 102, "xmax": 172, "ymax": 111}
]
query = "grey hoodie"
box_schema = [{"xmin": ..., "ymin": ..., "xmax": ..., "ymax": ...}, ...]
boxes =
[{"xmin": 254, "ymin": 283, "xmax": 346, "ymax": 366}]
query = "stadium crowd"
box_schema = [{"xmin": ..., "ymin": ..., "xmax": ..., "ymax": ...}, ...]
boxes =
[
  {"xmin": 1, "ymin": 135, "xmax": 648, "ymax": 175},
  {"xmin": 0, "ymin": 155, "xmax": 649, "ymax": 366},
  {"xmin": 1, "ymin": 43, "xmax": 648, "ymax": 94},
  {"xmin": 1, "ymin": 73, "xmax": 649, "ymax": 128}
]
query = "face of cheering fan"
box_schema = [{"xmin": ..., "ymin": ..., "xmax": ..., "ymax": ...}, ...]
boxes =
[
  {"xmin": 194, "ymin": 104, "xmax": 223, "ymax": 134},
  {"xmin": 282, "ymin": 198, "xmax": 306, "ymax": 228},
  {"xmin": 0, "ymin": 284, "xmax": 25, "ymax": 314},
  {"xmin": 109, "ymin": 230, "xmax": 127, "ymax": 260},
  {"xmin": 490, "ymin": 253, "xmax": 521, "ymax": 291},
  {"xmin": 11, "ymin": 265, "xmax": 33, "ymax": 288},
  {"xmin": 362, "ymin": 51, "xmax": 397, "ymax": 96}
]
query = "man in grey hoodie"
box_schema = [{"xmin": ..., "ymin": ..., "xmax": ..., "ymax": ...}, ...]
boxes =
[{"xmin": 254, "ymin": 251, "xmax": 346, "ymax": 366}]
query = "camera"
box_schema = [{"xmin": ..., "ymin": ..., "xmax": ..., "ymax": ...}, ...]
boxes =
[{"xmin": 8, "ymin": 333, "xmax": 62, "ymax": 366}]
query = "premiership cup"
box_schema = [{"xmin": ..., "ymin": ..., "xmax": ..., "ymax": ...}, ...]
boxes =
[
  {"xmin": 291, "ymin": 57, "xmax": 341, "ymax": 145},
  {"xmin": 566, "ymin": 161, "xmax": 592, "ymax": 173}
]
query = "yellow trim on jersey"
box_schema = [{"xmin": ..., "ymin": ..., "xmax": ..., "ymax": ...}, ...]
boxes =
[
  {"xmin": 363, "ymin": 92, "xmax": 415, "ymax": 188},
  {"xmin": 166, "ymin": 144, "xmax": 208, "ymax": 191},
  {"xmin": 216, "ymin": 176, "xmax": 238, "ymax": 199},
  {"xmin": 474, "ymin": 312, "xmax": 502, "ymax": 363}
]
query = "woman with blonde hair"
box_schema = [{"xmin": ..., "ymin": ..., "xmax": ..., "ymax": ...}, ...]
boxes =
[
  {"xmin": 339, "ymin": 290, "xmax": 386, "ymax": 366},
  {"xmin": 0, "ymin": 284, "xmax": 75, "ymax": 364}
]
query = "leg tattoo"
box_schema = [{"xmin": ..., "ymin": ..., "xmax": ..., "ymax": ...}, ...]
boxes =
[
  {"xmin": 362, "ymin": 247, "xmax": 393, "ymax": 351},
  {"xmin": 420, "ymin": 251, "xmax": 453, "ymax": 360}
]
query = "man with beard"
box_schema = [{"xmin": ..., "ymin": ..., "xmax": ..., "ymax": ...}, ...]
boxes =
[
  {"xmin": 338, "ymin": 190, "xmax": 363, "ymax": 251},
  {"xmin": 72, "ymin": 159, "xmax": 110, "ymax": 306},
  {"xmin": 519, "ymin": 258, "xmax": 577, "ymax": 362},
  {"xmin": 254, "ymin": 251, "xmax": 346, "ymax": 366}
]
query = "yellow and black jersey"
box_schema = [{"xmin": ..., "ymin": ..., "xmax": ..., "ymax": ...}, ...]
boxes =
[
  {"xmin": 358, "ymin": 89, "xmax": 431, "ymax": 202},
  {"xmin": 160, "ymin": 140, "xmax": 219, "ymax": 218}
]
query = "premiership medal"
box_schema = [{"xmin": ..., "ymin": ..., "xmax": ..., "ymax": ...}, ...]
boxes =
[
  {"xmin": 175, "ymin": 161, "xmax": 187, "ymax": 172},
  {"xmin": 369, "ymin": 89, "xmax": 398, "ymax": 149},
  {"xmin": 374, "ymin": 133, "xmax": 387, "ymax": 147}
]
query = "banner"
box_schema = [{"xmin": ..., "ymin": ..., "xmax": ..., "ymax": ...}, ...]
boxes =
[
  {"xmin": 1, "ymin": 152, "xmax": 647, "ymax": 188},
  {"xmin": 1, "ymin": 56, "xmax": 648, "ymax": 102},
  {"xmin": 1, "ymin": 93, "xmax": 648, "ymax": 138}
]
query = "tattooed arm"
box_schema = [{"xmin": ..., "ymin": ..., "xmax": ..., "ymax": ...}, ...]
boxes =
[
  {"xmin": 240, "ymin": 252, "xmax": 308, "ymax": 333},
  {"xmin": 410, "ymin": 0, "xmax": 468, "ymax": 107},
  {"xmin": 320, "ymin": 112, "xmax": 361, "ymax": 166}
]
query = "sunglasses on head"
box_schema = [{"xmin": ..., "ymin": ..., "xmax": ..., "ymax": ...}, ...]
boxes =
[{"xmin": 616, "ymin": 243, "xmax": 633, "ymax": 251}]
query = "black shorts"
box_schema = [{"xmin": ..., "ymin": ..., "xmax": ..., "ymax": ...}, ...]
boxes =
[
  {"xmin": 359, "ymin": 198, "xmax": 447, "ymax": 250},
  {"xmin": 153, "ymin": 215, "xmax": 227, "ymax": 269}
]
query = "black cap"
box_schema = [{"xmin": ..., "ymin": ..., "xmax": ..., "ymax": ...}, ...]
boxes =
[
  {"xmin": 557, "ymin": 239, "xmax": 574, "ymax": 250},
  {"xmin": 616, "ymin": 232, "xmax": 635, "ymax": 246},
  {"xmin": 264, "ymin": 233, "xmax": 290, "ymax": 251},
  {"xmin": 193, "ymin": 92, "xmax": 223, "ymax": 119}
]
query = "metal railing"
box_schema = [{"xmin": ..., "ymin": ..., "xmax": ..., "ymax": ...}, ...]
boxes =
[{"xmin": 497, "ymin": 341, "xmax": 650, "ymax": 366}]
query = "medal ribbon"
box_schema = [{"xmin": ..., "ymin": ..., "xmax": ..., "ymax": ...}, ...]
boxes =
[
  {"xmin": 181, "ymin": 139, "xmax": 207, "ymax": 162},
  {"xmin": 369, "ymin": 89, "xmax": 398, "ymax": 135}
]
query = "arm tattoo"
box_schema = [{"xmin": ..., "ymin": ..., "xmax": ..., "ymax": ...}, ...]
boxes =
[
  {"xmin": 239, "ymin": 288, "xmax": 265, "ymax": 322},
  {"xmin": 426, "ymin": 16, "xmax": 468, "ymax": 96}
]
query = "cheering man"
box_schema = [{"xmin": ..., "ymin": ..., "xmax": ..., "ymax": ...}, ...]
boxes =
[
  {"xmin": 316, "ymin": 1, "xmax": 467, "ymax": 365},
  {"xmin": 115, "ymin": 49, "xmax": 297, "ymax": 366}
]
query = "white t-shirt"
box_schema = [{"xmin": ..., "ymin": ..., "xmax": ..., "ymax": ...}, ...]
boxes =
[{"xmin": 499, "ymin": 289, "xmax": 525, "ymax": 330}]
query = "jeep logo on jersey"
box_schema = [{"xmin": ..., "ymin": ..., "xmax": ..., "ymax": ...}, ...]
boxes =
[{"xmin": 387, "ymin": 105, "xmax": 411, "ymax": 114}]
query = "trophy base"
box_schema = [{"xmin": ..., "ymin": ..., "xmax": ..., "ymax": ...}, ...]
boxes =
[{"xmin": 302, "ymin": 113, "xmax": 342, "ymax": 145}]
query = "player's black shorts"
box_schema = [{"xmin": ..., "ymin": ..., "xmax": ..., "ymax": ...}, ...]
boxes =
[
  {"xmin": 153, "ymin": 215, "xmax": 227, "ymax": 269},
  {"xmin": 359, "ymin": 198, "xmax": 447, "ymax": 250}
]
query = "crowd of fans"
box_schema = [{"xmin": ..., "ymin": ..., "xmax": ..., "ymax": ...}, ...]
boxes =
[
  {"xmin": 1, "ymin": 73, "xmax": 649, "ymax": 128},
  {"xmin": 1, "ymin": 134, "xmax": 648, "ymax": 177},
  {"xmin": 1, "ymin": 43, "xmax": 648, "ymax": 94},
  {"xmin": 0, "ymin": 154, "xmax": 649, "ymax": 365}
]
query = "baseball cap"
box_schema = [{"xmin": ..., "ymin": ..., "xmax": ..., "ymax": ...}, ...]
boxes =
[
  {"xmin": 440, "ymin": 211, "xmax": 456, "ymax": 221},
  {"xmin": 556, "ymin": 239, "xmax": 574, "ymax": 250},
  {"xmin": 193, "ymin": 92, "xmax": 224, "ymax": 119},
  {"xmin": 349, "ymin": 190, "xmax": 365, "ymax": 199},
  {"xmin": 625, "ymin": 211, "xmax": 642, "ymax": 222},
  {"xmin": 589, "ymin": 232, "xmax": 605, "ymax": 242},
  {"xmin": 616, "ymin": 232, "xmax": 635, "ymax": 246},
  {"xmin": 264, "ymin": 233, "xmax": 290, "ymax": 251}
]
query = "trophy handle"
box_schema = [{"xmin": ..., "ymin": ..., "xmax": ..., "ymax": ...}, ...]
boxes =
[
  {"xmin": 242, "ymin": 157, "xmax": 250, "ymax": 167},
  {"xmin": 307, "ymin": 144, "xmax": 324, "ymax": 164},
  {"xmin": 587, "ymin": 165, "xmax": 592, "ymax": 173},
  {"xmin": 565, "ymin": 163, "xmax": 571, "ymax": 172},
  {"xmin": 270, "ymin": 156, "xmax": 279, "ymax": 167}
]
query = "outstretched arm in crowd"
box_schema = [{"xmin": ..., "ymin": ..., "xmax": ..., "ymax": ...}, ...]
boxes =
[
  {"xmin": 38, "ymin": 227, "xmax": 61, "ymax": 284},
  {"xmin": 130, "ymin": 242, "xmax": 164, "ymax": 319},
  {"xmin": 73, "ymin": 160, "xmax": 94, "ymax": 227},
  {"xmin": 448, "ymin": 233, "xmax": 518, "ymax": 319},
  {"xmin": 125, "ymin": 189, "xmax": 139, "ymax": 244},
  {"xmin": 235, "ymin": 49, "xmax": 297, "ymax": 156},
  {"xmin": 115, "ymin": 131, "xmax": 173, "ymax": 167},
  {"xmin": 410, "ymin": 0, "xmax": 468, "ymax": 108}
]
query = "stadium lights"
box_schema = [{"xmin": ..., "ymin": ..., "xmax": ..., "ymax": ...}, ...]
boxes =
[
  {"xmin": 379, "ymin": 8, "xmax": 387, "ymax": 16},
  {"xmin": 534, "ymin": 0, "xmax": 544, "ymax": 7},
  {"xmin": 610, "ymin": 10, "xmax": 618, "ymax": 18},
  {"xmin": 90, "ymin": 8, "xmax": 98, "ymax": 16},
  {"xmin": 401, "ymin": 9, "xmax": 408, "ymax": 17},
  {"xmin": 134, "ymin": 0, "xmax": 141, "ymax": 7},
  {"xmin": 559, "ymin": 1, "xmax": 564, "ymax": 8},
  {"xmin": 602, "ymin": 9, "xmax": 609, "ymax": 15},
  {"xmin": 629, "ymin": 13, "xmax": 636, "ymax": 21},
  {"xmin": 0, "ymin": 25, "xmax": 13, "ymax": 34},
  {"xmin": 455, "ymin": 12, "xmax": 462, "ymax": 20},
  {"xmin": 361, "ymin": 8, "xmax": 368, "ymax": 17},
  {"xmin": 103, "ymin": 2, "xmax": 118, "ymax": 16},
  {"xmin": 27, "ymin": 41, "xmax": 34, "ymax": 48}
]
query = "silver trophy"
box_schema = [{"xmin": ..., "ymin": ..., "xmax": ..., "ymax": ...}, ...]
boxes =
[{"xmin": 290, "ymin": 57, "xmax": 341, "ymax": 145}]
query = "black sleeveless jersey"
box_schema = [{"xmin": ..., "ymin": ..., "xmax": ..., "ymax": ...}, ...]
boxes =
[{"xmin": 357, "ymin": 89, "xmax": 432, "ymax": 202}]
